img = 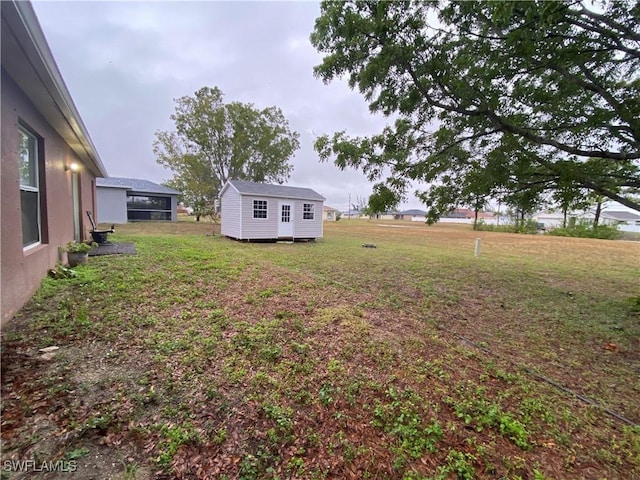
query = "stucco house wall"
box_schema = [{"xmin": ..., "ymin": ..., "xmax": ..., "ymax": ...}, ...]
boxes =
[{"xmin": 1, "ymin": 0, "xmax": 108, "ymax": 324}]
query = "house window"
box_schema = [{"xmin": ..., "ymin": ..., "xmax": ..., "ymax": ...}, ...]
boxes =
[
  {"xmin": 126, "ymin": 194, "xmax": 172, "ymax": 221},
  {"xmin": 18, "ymin": 127, "xmax": 41, "ymax": 247},
  {"xmin": 303, "ymin": 203, "xmax": 314, "ymax": 220},
  {"xmin": 253, "ymin": 200, "xmax": 267, "ymax": 219}
]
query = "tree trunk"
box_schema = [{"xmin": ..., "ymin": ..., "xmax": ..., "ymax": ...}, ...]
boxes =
[
  {"xmin": 593, "ymin": 202, "xmax": 602, "ymax": 228},
  {"xmin": 562, "ymin": 206, "xmax": 568, "ymax": 228},
  {"xmin": 473, "ymin": 206, "xmax": 479, "ymax": 231}
]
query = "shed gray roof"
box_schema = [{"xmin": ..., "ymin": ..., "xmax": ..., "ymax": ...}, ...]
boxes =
[
  {"xmin": 96, "ymin": 177, "xmax": 180, "ymax": 195},
  {"xmin": 226, "ymin": 179, "xmax": 325, "ymax": 201}
]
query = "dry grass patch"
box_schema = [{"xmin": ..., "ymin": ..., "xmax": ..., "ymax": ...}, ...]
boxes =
[{"xmin": 1, "ymin": 220, "xmax": 638, "ymax": 479}]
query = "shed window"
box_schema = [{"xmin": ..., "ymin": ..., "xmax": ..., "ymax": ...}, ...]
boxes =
[
  {"xmin": 253, "ymin": 200, "xmax": 268, "ymax": 219},
  {"xmin": 303, "ymin": 203, "xmax": 314, "ymax": 220},
  {"xmin": 18, "ymin": 126, "xmax": 41, "ymax": 248}
]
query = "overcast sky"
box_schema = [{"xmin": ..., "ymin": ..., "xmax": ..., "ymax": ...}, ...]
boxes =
[{"xmin": 32, "ymin": 1, "xmax": 424, "ymax": 211}]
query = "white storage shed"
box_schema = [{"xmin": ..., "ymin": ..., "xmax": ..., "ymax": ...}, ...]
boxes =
[{"xmin": 221, "ymin": 179, "xmax": 325, "ymax": 241}]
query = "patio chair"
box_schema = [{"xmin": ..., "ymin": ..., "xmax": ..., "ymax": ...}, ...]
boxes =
[{"xmin": 86, "ymin": 210, "xmax": 115, "ymax": 244}]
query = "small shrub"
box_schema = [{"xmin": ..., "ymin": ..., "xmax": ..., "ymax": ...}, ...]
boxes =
[
  {"xmin": 64, "ymin": 241, "xmax": 98, "ymax": 253},
  {"xmin": 475, "ymin": 219, "xmax": 539, "ymax": 234},
  {"xmin": 546, "ymin": 220, "xmax": 620, "ymax": 239}
]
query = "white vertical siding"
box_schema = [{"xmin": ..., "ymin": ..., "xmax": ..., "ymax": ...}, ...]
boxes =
[
  {"xmin": 222, "ymin": 186, "xmax": 324, "ymax": 240},
  {"xmin": 241, "ymin": 196, "xmax": 278, "ymax": 239},
  {"xmin": 221, "ymin": 187, "xmax": 242, "ymax": 238},
  {"xmin": 294, "ymin": 200, "xmax": 323, "ymax": 238}
]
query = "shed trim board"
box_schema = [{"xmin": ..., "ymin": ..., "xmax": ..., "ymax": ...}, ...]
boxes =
[
  {"xmin": 221, "ymin": 179, "xmax": 324, "ymax": 241},
  {"xmin": 277, "ymin": 200, "xmax": 294, "ymax": 237}
]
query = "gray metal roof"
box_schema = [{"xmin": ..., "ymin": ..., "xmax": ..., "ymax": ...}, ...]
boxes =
[
  {"xmin": 97, "ymin": 177, "xmax": 180, "ymax": 195},
  {"xmin": 227, "ymin": 179, "xmax": 325, "ymax": 201}
]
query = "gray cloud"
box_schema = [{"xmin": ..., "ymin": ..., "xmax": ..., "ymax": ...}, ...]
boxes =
[{"xmin": 33, "ymin": 1, "xmax": 423, "ymax": 211}]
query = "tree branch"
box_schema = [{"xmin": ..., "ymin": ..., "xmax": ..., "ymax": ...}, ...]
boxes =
[
  {"xmin": 571, "ymin": 4, "xmax": 640, "ymax": 42},
  {"xmin": 579, "ymin": 180, "xmax": 640, "ymax": 211}
]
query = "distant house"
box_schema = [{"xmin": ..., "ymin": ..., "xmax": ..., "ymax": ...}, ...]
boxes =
[
  {"xmin": 339, "ymin": 209, "xmax": 402, "ymax": 220},
  {"xmin": 438, "ymin": 209, "xmax": 497, "ymax": 225},
  {"xmin": 220, "ymin": 179, "xmax": 325, "ymax": 241},
  {"xmin": 532, "ymin": 210, "xmax": 587, "ymax": 229},
  {"xmin": 341, "ymin": 209, "xmax": 366, "ymax": 219},
  {"xmin": 443, "ymin": 208, "xmax": 475, "ymax": 219},
  {"xmin": 601, "ymin": 211, "xmax": 640, "ymax": 233},
  {"xmin": 177, "ymin": 202, "xmax": 193, "ymax": 215},
  {"xmin": 96, "ymin": 177, "xmax": 180, "ymax": 223},
  {"xmin": 601, "ymin": 210, "xmax": 640, "ymax": 223},
  {"xmin": 399, "ymin": 209, "xmax": 427, "ymax": 222},
  {"xmin": 1, "ymin": 1, "xmax": 108, "ymax": 323},
  {"xmin": 370, "ymin": 211, "xmax": 400, "ymax": 220},
  {"xmin": 532, "ymin": 208, "xmax": 640, "ymax": 233},
  {"xmin": 323, "ymin": 205, "xmax": 340, "ymax": 221}
]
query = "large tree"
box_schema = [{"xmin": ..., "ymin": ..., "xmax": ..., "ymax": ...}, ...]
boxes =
[
  {"xmin": 310, "ymin": 0, "xmax": 640, "ymax": 216},
  {"xmin": 154, "ymin": 87, "xmax": 300, "ymax": 218}
]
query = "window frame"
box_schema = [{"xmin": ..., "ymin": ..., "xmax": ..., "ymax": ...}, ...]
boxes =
[
  {"xmin": 281, "ymin": 204, "xmax": 291, "ymax": 223},
  {"xmin": 303, "ymin": 203, "xmax": 315, "ymax": 220},
  {"xmin": 126, "ymin": 193, "xmax": 172, "ymax": 221},
  {"xmin": 18, "ymin": 125, "xmax": 41, "ymax": 249},
  {"xmin": 253, "ymin": 199, "xmax": 268, "ymax": 219}
]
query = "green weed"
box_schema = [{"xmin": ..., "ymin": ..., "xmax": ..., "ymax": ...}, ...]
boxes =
[{"xmin": 154, "ymin": 423, "xmax": 199, "ymax": 466}]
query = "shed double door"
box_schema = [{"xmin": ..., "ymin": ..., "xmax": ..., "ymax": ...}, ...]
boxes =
[{"xmin": 278, "ymin": 201, "xmax": 293, "ymax": 237}]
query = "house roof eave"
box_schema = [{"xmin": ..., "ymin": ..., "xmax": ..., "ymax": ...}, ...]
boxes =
[{"xmin": 1, "ymin": 1, "xmax": 108, "ymax": 178}]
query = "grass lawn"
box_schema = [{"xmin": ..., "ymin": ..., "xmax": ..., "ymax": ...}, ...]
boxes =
[{"xmin": 2, "ymin": 219, "xmax": 639, "ymax": 479}]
